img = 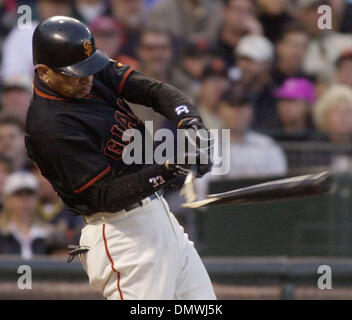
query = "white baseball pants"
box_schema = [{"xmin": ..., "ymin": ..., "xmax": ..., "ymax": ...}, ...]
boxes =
[{"xmin": 79, "ymin": 195, "xmax": 216, "ymax": 300}]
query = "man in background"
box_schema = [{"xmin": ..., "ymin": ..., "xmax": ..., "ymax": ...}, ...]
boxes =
[
  {"xmin": 196, "ymin": 58, "xmax": 229, "ymax": 130},
  {"xmin": 136, "ymin": 28, "xmax": 173, "ymax": 83},
  {"xmin": 1, "ymin": 74, "xmax": 33, "ymax": 124},
  {"xmin": 0, "ymin": 115, "xmax": 26, "ymax": 171},
  {"xmin": 172, "ymin": 40, "xmax": 212, "ymax": 102},
  {"xmin": 233, "ymin": 34, "xmax": 276, "ymax": 129},
  {"xmin": 272, "ymin": 23, "xmax": 311, "ymax": 87},
  {"xmin": 218, "ymin": 89, "xmax": 287, "ymax": 179}
]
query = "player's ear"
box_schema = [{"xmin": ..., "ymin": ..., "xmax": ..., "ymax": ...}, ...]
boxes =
[{"xmin": 36, "ymin": 64, "xmax": 51, "ymax": 83}]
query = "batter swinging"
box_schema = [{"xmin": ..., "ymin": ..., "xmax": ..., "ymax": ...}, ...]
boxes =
[{"xmin": 25, "ymin": 16, "xmax": 215, "ymax": 300}]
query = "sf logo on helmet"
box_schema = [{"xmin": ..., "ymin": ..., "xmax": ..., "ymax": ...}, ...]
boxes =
[{"xmin": 83, "ymin": 40, "xmax": 93, "ymax": 57}]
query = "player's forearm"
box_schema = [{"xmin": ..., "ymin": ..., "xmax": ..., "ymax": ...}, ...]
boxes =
[
  {"xmin": 85, "ymin": 164, "xmax": 177, "ymax": 213},
  {"xmin": 122, "ymin": 70, "xmax": 201, "ymax": 126}
]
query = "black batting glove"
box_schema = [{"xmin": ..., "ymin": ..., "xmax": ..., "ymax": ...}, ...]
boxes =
[
  {"xmin": 165, "ymin": 160, "xmax": 192, "ymax": 176},
  {"xmin": 165, "ymin": 118, "xmax": 213, "ymax": 178}
]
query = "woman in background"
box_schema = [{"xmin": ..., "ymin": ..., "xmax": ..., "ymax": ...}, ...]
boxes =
[{"xmin": 313, "ymin": 85, "xmax": 352, "ymax": 144}]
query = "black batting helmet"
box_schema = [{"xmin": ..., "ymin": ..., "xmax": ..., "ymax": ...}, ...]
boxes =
[{"xmin": 33, "ymin": 16, "xmax": 110, "ymax": 78}]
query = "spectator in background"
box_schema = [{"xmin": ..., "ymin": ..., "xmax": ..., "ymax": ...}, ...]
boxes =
[
  {"xmin": 136, "ymin": 28, "xmax": 173, "ymax": 83},
  {"xmin": 110, "ymin": 0, "xmax": 146, "ymax": 58},
  {"xmin": 73, "ymin": 0, "xmax": 110, "ymax": 24},
  {"xmin": 0, "ymin": 115, "xmax": 26, "ymax": 171},
  {"xmin": 272, "ymin": 23, "xmax": 311, "ymax": 87},
  {"xmin": 272, "ymin": 78, "xmax": 317, "ymax": 141},
  {"xmin": 334, "ymin": 49, "xmax": 352, "ymax": 89},
  {"xmin": 197, "ymin": 58, "xmax": 229, "ymax": 129},
  {"xmin": 149, "ymin": 0, "xmax": 222, "ymax": 49},
  {"xmin": 215, "ymin": 0, "xmax": 260, "ymax": 68},
  {"xmin": 171, "ymin": 40, "xmax": 212, "ymax": 102},
  {"xmin": 256, "ymin": 0, "xmax": 294, "ymax": 43},
  {"xmin": 296, "ymin": 0, "xmax": 352, "ymax": 80},
  {"xmin": 1, "ymin": 74, "xmax": 33, "ymax": 124},
  {"xmin": 0, "ymin": 154, "xmax": 12, "ymax": 207},
  {"xmin": 90, "ymin": 15, "xmax": 137, "ymax": 67},
  {"xmin": 0, "ymin": 171, "xmax": 53, "ymax": 259},
  {"xmin": 218, "ymin": 89, "xmax": 287, "ymax": 179},
  {"xmin": 313, "ymin": 85, "xmax": 352, "ymax": 143},
  {"xmin": 233, "ymin": 34, "xmax": 276, "ymax": 129},
  {"xmin": 1, "ymin": 0, "xmax": 74, "ymax": 80}
]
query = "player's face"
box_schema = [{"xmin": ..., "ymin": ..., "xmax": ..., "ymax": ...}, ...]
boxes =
[
  {"xmin": 38, "ymin": 65, "xmax": 93, "ymax": 99},
  {"xmin": 47, "ymin": 69, "xmax": 94, "ymax": 99}
]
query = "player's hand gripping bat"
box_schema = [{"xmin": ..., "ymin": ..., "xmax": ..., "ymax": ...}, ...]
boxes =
[{"xmin": 182, "ymin": 171, "xmax": 334, "ymax": 208}]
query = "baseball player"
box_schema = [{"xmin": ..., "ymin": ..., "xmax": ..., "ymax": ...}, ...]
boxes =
[{"xmin": 25, "ymin": 16, "xmax": 216, "ymax": 300}]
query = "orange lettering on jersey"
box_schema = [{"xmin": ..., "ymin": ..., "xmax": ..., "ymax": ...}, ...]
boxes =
[
  {"xmin": 104, "ymin": 139, "xmax": 126, "ymax": 160},
  {"xmin": 103, "ymin": 111, "xmax": 139, "ymax": 161}
]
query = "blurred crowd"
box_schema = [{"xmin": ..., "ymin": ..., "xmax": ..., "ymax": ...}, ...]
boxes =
[{"xmin": 0, "ymin": 0, "xmax": 352, "ymax": 258}]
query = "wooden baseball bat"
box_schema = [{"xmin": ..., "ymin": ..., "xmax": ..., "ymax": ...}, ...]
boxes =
[{"xmin": 182, "ymin": 171, "xmax": 334, "ymax": 209}]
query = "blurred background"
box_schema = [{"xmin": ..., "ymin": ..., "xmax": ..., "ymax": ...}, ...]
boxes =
[{"xmin": 1, "ymin": 0, "xmax": 352, "ymax": 300}]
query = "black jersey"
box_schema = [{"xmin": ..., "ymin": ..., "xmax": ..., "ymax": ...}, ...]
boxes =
[{"xmin": 26, "ymin": 60, "xmax": 200, "ymax": 216}]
